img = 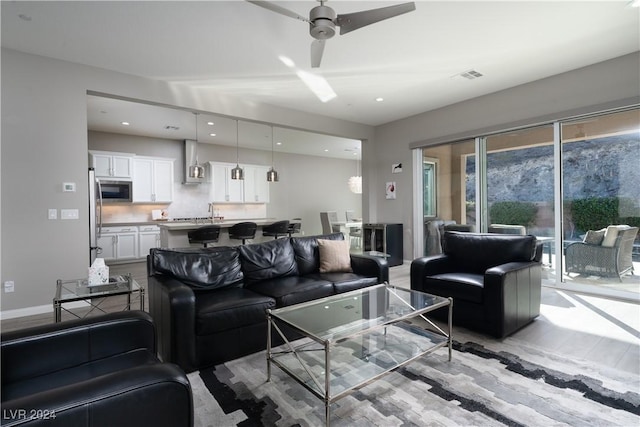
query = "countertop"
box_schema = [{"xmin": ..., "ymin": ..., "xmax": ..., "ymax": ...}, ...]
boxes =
[{"xmin": 157, "ymin": 218, "xmax": 285, "ymax": 231}]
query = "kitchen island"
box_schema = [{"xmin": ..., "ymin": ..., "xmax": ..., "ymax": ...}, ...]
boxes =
[{"xmin": 158, "ymin": 219, "xmax": 295, "ymax": 248}]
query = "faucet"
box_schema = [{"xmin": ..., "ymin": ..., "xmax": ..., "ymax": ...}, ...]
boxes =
[{"xmin": 208, "ymin": 203, "xmax": 215, "ymax": 223}]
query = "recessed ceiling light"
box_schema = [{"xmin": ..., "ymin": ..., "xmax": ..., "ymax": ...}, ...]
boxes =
[
  {"xmin": 121, "ymin": 121, "xmax": 130, "ymax": 126},
  {"xmin": 276, "ymin": 142, "xmax": 282, "ymax": 145},
  {"xmin": 375, "ymin": 97, "xmax": 384, "ymax": 102},
  {"xmin": 207, "ymin": 121, "xmax": 214, "ymax": 126},
  {"xmin": 324, "ymin": 149, "xmax": 329, "ymax": 152},
  {"xmin": 209, "ymin": 133, "xmax": 216, "ymax": 137}
]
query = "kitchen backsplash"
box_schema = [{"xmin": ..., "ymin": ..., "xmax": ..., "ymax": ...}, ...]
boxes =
[{"xmin": 101, "ymin": 183, "xmax": 267, "ymax": 223}]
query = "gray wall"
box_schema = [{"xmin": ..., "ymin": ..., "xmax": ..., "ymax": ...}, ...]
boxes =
[{"xmin": 1, "ymin": 48, "xmax": 373, "ymax": 314}]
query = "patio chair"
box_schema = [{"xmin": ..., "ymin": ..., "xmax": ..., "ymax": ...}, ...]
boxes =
[{"xmin": 565, "ymin": 225, "xmax": 638, "ymax": 281}]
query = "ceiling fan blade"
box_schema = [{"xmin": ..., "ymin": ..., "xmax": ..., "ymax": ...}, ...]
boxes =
[
  {"xmin": 311, "ymin": 40, "xmax": 325, "ymax": 68},
  {"xmin": 246, "ymin": 0, "xmax": 311, "ymax": 24},
  {"xmin": 336, "ymin": 2, "xmax": 416, "ymax": 35}
]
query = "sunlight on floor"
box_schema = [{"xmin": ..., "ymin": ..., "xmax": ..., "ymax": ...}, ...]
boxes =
[{"xmin": 541, "ymin": 290, "xmax": 640, "ymax": 345}]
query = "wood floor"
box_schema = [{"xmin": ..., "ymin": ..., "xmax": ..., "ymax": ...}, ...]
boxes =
[{"xmin": 2, "ymin": 261, "xmax": 639, "ymax": 375}]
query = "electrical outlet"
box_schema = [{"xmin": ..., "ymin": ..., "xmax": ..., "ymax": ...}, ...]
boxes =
[
  {"xmin": 61, "ymin": 209, "xmax": 79, "ymax": 220},
  {"xmin": 4, "ymin": 281, "xmax": 15, "ymax": 293},
  {"xmin": 48, "ymin": 208, "xmax": 58, "ymax": 220}
]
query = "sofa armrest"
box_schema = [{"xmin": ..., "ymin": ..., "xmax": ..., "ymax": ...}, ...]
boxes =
[
  {"xmin": 1, "ymin": 311, "xmax": 155, "ymax": 386},
  {"xmin": 410, "ymin": 255, "xmax": 453, "ymax": 291},
  {"xmin": 1, "ymin": 363, "xmax": 193, "ymax": 427},
  {"xmin": 350, "ymin": 253, "xmax": 389, "ymax": 283},
  {"xmin": 147, "ymin": 275, "xmax": 198, "ymax": 372}
]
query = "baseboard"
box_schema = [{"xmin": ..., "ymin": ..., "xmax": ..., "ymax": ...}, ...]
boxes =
[{"xmin": 1, "ymin": 301, "xmax": 88, "ymax": 320}]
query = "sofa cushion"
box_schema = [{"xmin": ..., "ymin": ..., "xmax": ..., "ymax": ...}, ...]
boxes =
[
  {"xmin": 291, "ymin": 233, "xmax": 344, "ymax": 275},
  {"xmin": 443, "ymin": 232, "xmax": 536, "ymax": 274},
  {"xmin": 238, "ymin": 238, "xmax": 298, "ymax": 285},
  {"xmin": 424, "ymin": 273, "xmax": 484, "ymax": 304},
  {"xmin": 318, "ymin": 239, "xmax": 353, "ymax": 273},
  {"xmin": 150, "ymin": 247, "xmax": 243, "ymax": 290},
  {"xmin": 308, "ymin": 272, "xmax": 379, "ymax": 294},
  {"xmin": 601, "ymin": 225, "xmax": 628, "ymax": 247},
  {"xmin": 583, "ymin": 228, "xmax": 606, "ymax": 245},
  {"xmin": 246, "ymin": 275, "xmax": 334, "ymax": 307},
  {"xmin": 195, "ymin": 288, "xmax": 276, "ymax": 335}
]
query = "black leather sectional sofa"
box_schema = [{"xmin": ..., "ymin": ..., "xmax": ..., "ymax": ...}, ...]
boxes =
[{"xmin": 148, "ymin": 233, "xmax": 389, "ymax": 372}]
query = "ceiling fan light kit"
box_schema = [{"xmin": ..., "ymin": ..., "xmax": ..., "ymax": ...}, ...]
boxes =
[{"xmin": 248, "ymin": 0, "xmax": 416, "ymax": 68}]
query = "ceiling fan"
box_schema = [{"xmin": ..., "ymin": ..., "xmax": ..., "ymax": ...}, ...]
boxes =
[{"xmin": 247, "ymin": 0, "xmax": 416, "ymax": 68}]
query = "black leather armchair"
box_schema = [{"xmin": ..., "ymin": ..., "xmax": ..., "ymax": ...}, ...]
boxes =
[
  {"xmin": 411, "ymin": 231, "xmax": 542, "ymax": 338},
  {"xmin": 1, "ymin": 311, "xmax": 193, "ymax": 427}
]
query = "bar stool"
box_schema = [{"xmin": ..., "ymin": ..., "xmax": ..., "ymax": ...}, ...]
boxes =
[
  {"xmin": 188, "ymin": 225, "xmax": 221, "ymax": 248},
  {"xmin": 287, "ymin": 218, "xmax": 302, "ymax": 237},
  {"xmin": 262, "ymin": 220, "xmax": 290, "ymax": 239},
  {"xmin": 228, "ymin": 222, "xmax": 257, "ymax": 245}
]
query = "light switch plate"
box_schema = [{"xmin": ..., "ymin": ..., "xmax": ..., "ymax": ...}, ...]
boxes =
[
  {"xmin": 48, "ymin": 209, "xmax": 57, "ymax": 220},
  {"xmin": 61, "ymin": 209, "xmax": 79, "ymax": 220}
]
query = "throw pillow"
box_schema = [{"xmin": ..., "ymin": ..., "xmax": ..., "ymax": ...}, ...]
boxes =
[
  {"xmin": 601, "ymin": 225, "xmax": 625, "ymax": 247},
  {"xmin": 317, "ymin": 239, "xmax": 353, "ymax": 273},
  {"xmin": 583, "ymin": 228, "xmax": 606, "ymax": 245}
]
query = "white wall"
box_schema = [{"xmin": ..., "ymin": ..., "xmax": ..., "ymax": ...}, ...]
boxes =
[
  {"xmin": 1, "ymin": 48, "xmax": 373, "ymax": 314},
  {"xmin": 373, "ymin": 52, "xmax": 640, "ymax": 260}
]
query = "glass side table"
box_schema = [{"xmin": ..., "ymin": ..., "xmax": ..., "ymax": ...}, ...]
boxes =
[{"xmin": 53, "ymin": 273, "xmax": 145, "ymax": 322}]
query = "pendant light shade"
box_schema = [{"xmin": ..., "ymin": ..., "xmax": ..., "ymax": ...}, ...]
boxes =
[
  {"xmin": 231, "ymin": 120, "xmax": 244, "ymax": 180},
  {"xmin": 348, "ymin": 150, "xmax": 362, "ymax": 194},
  {"xmin": 267, "ymin": 126, "xmax": 279, "ymax": 182},
  {"xmin": 189, "ymin": 112, "xmax": 206, "ymax": 179}
]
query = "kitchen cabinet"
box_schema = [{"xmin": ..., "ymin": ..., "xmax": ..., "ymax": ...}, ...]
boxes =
[
  {"xmin": 132, "ymin": 157, "xmax": 174, "ymax": 203},
  {"xmin": 91, "ymin": 151, "xmax": 133, "ymax": 179},
  {"xmin": 138, "ymin": 225, "xmax": 161, "ymax": 258},
  {"xmin": 243, "ymin": 165, "xmax": 270, "ymax": 203},
  {"xmin": 209, "ymin": 162, "xmax": 244, "ymax": 203},
  {"xmin": 98, "ymin": 226, "xmax": 138, "ymax": 262}
]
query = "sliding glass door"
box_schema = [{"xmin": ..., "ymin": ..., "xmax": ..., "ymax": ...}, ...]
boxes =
[
  {"xmin": 561, "ymin": 109, "xmax": 640, "ymax": 297},
  {"xmin": 485, "ymin": 125, "xmax": 556, "ymax": 279},
  {"xmin": 417, "ymin": 106, "xmax": 639, "ymax": 300}
]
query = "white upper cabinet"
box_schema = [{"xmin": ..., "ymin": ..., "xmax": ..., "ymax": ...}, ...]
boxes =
[
  {"xmin": 209, "ymin": 162, "xmax": 244, "ymax": 203},
  {"xmin": 243, "ymin": 165, "xmax": 270, "ymax": 203},
  {"xmin": 132, "ymin": 157, "xmax": 174, "ymax": 203},
  {"xmin": 90, "ymin": 151, "xmax": 133, "ymax": 179}
]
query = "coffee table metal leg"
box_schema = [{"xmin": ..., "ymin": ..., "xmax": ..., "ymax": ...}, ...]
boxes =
[
  {"xmin": 325, "ymin": 340, "xmax": 331, "ymax": 427},
  {"xmin": 266, "ymin": 310, "xmax": 272, "ymax": 382},
  {"xmin": 448, "ymin": 298, "xmax": 453, "ymax": 361}
]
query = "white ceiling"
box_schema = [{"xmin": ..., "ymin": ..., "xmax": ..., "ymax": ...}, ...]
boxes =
[{"xmin": 2, "ymin": 1, "xmax": 639, "ymax": 155}]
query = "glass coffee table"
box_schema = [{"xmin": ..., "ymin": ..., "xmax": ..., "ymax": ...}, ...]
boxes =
[
  {"xmin": 266, "ymin": 284, "xmax": 452, "ymax": 426},
  {"xmin": 53, "ymin": 273, "xmax": 144, "ymax": 322}
]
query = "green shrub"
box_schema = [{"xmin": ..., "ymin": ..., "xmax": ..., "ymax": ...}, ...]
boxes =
[
  {"xmin": 489, "ymin": 201, "xmax": 537, "ymax": 227},
  {"xmin": 571, "ymin": 197, "xmax": 640, "ymax": 232}
]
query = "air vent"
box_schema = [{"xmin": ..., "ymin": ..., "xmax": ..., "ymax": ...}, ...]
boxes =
[
  {"xmin": 458, "ymin": 69, "xmax": 483, "ymax": 80},
  {"xmin": 164, "ymin": 125, "xmax": 180, "ymax": 131}
]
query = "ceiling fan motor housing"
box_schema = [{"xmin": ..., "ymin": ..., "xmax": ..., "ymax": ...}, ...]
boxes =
[{"xmin": 309, "ymin": 5, "xmax": 336, "ymax": 40}]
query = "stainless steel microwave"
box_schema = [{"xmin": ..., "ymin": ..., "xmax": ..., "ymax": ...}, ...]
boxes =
[{"xmin": 98, "ymin": 180, "xmax": 132, "ymax": 203}]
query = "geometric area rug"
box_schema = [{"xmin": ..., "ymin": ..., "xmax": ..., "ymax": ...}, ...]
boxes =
[{"xmin": 189, "ymin": 338, "xmax": 640, "ymax": 426}]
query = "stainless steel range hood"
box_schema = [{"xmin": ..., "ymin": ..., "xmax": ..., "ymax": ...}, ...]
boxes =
[{"xmin": 183, "ymin": 139, "xmax": 206, "ymax": 184}]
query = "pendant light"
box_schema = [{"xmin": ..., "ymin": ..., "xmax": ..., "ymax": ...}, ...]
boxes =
[
  {"xmin": 188, "ymin": 112, "xmax": 205, "ymax": 179},
  {"xmin": 266, "ymin": 126, "xmax": 279, "ymax": 182},
  {"xmin": 348, "ymin": 150, "xmax": 362, "ymax": 194},
  {"xmin": 231, "ymin": 120, "xmax": 244, "ymax": 180}
]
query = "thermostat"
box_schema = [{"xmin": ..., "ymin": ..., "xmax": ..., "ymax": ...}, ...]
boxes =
[{"xmin": 63, "ymin": 182, "xmax": 76, "ymax": 192}]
